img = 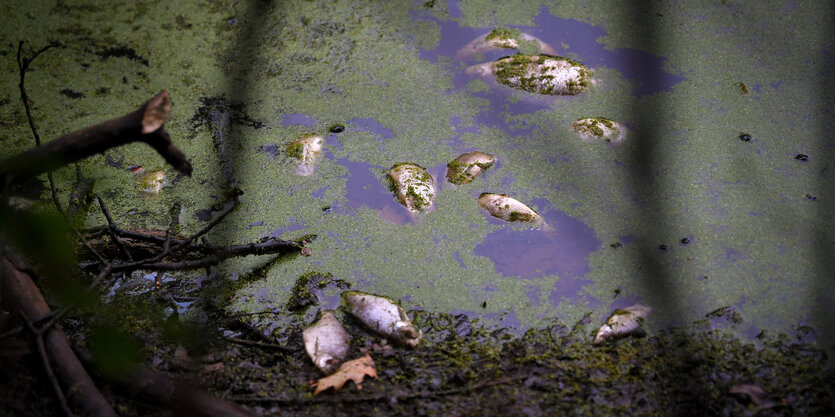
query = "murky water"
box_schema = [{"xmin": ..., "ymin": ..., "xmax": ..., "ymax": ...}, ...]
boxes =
[{"xmin": 261, "ymin": 4, "xmax": 688, "ymax": 328}]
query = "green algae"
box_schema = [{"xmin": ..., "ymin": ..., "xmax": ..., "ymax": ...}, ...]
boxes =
[
  {"xmin": 1, "ymin": 0, "xmax": 833, "ymax": 355},
  {"xmin": 492, "ymin": 54, "xmax": 593, "ymax": 95}
]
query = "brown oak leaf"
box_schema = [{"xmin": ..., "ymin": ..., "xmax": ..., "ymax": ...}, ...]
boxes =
[{"xmin": 310, "ymin": 353, "xmax": 378, "ymax": 395}]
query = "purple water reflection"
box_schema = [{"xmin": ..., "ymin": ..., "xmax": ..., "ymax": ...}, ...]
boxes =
[
  {"xmin": 282, "ymin": 113, "xmax": 317, "ymax": 126},
  {"xmin": 419, "ymin": 5, "xmax": 684, "ymax": 97},
  {"xmin": 474, "ymin": 199, "xmax": 601, "ymax": 303},
  {"xmin": 474, "ymin": 201, "xmax": 599, "ymax": 279},
  {"xmin": 269, "ymin": 222, "xmax": 306, "ymax": 239}
]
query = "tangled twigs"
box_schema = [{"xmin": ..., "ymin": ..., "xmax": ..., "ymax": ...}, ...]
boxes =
[
  {"xmin": 19, "ymin": 310, "xmax": 74, "ymax": 417},
  {"xmin": 0, "ymin": 254, "xmax": 118, "ymax": 417},
  {"xmin": 96, "ymin": 196, "xmax": 134, "ymax": 261},
  {"xmin": 16, "ymin": 40, "xmax": 62, "ymax": 148}
]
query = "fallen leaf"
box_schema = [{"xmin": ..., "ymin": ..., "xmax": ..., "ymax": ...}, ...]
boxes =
[{"xmin": 310, "ymin": 353, "xmax": 377, "ymax": 395}]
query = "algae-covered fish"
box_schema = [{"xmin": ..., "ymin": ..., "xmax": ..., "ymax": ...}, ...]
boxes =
[
  {"xmin": 139, "ymin": 170, "xmax": 165, "ymax": 194},
  {"xmin": 572, "ymin": 117, "xmax": 627, "ymax": 143},
  {"xmin": 341, "ymin": 291, "xmax": 422, "ymax": 348},
  {"xmin": 466, "ymin": 54, "xmax": 593, "ymax": 96},
  {"xmin": 387, "ymin": 163, "xmax": 435, "ymax": 213},
  {"xmin": 454, "ymin": 28, "xmax": 557, "ymax": 61},
  {"xmin": 446, "ymin": 151, "xmax": 495, "ymax": 185},
  {"xmin": 593, "ymin": 303, "xmax": 651, "ymax": 345},
  {"xmin": 287, "ymin": 134, "xmax": 323, "ymax": 176},
  {"xmin": 478, "ymin": 193, "xmax": 545, "ymax": 226},
  {"xmin": 303, "ymin": 310, "xmax": 351, "ymax": 374}
]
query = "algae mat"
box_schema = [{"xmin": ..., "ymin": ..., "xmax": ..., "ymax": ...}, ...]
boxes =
[{"xmin": 0, "ymin": 0, "xmax": 832, "ymax": 349}]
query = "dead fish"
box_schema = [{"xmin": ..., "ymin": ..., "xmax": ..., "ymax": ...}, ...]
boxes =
[
  {"xmin": 387, "ymin": 163, "xmax": 435, "ymax": 213},
  {"xmin": 478, "ymin": 193, "xmax": 544, "ymax": 225},
  {"xmin": 139, "ymin": 170, "xmax": 165, "ymax": 194},
  {"xmin": 287, "ymin": 135, "xmax": 323, "ymax": 176},
  {"xmin": 454, "ymin": 28, "xmax": 557, "ymax": 61},
  {"xmin": 466, "ymin": 54, "xmax": 593, "ymax": 96},
  {"xmin": 446, "ymin": 151, "xmax": 495, "ymax": 185},
  {"xmin": 341, "ymin": 291, "xmax": 422, "ymax": 348},
  {"xmin": 572, "ymin": 118, "xmax": 627, "ymax": 143},
  {"xmin": 303, "ymin": 310, "xmax": 351, "ymax": 374},
  {"xmin": 593, "ymin": 303, "xmax": 651, "ymax": 345}
]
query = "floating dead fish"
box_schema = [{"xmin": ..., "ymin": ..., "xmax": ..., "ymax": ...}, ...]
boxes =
[
  {"xmin": 139, "ymin": 170, "xmax": 165, "ymax": 194},
  {"xmin": 341, "ymin": 291, "xmax": 422, "ymax": 348},
  {"xmin": 303, "ymin": 310, "xmax": 351, "ymax": 374},
  {"xmin": 446, "ymin": 151, "xmax": 495, "ymax": 185},
  {"xmin": 454, "ymin": 28, "xmax": 557, "ymax": 61},
  {"xmin": 593, "ymin": 303, "xmax": 651, "ymax": 345},
  {"xmin": 572, "ymin": 118, "xmax": 627, "ymax": 143},
  {"xmin": 287, "ymin": 135, "xmax": 323, "ymax": 176},
  {"xmin": 478, "ymin": 193, "xmax": 544, "ymax": 225},
  {"xmin": 387, "ymin": 163, "xmax": 435, "ymax": 213},
  {"xmin": 466, "ymin": 54, "xmax": 593, "ymax": 96}
]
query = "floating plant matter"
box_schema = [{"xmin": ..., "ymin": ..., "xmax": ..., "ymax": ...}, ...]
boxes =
[
  {"xmin": 387, "ymin": 163, "xmax": 435, "ymax": 213},
  {"xmin": 287, "ymin": 134, "xmax": 323, "ymax": 176},
  {"xmin": 572, "ymin": 117, "xmax": 627, "ymax": 143},
  {"xmin": 341, "ymin": 291, "xmax": 422, "ymax": 348},
  {"xmin": 593, "ymin": 303, "xmax": 652, "ymax": 345},
  {"xmin": 139, "ymin": 170, "xmax": 165, "ymax": 194},
  {"xmin": 466, "ymin": 54, "xmax": 593, "ymax": 95},
  {"xmin": 303, "ymin": 310, "xmax": 351, "ymax": 374},
  {"xmin": 478, "ymin": 193, "xmax": 544, "ymax": 225},
  {"xmin": 446, "ymin": 151, "xmax": 495, "ymax": 185},
  {"xmin": 454, "ymin": 28, "xmax": 557, "ymax": 61}
]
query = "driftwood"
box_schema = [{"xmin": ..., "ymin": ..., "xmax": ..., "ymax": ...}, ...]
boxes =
[{"xmin": 0, "ymin": 90, "xmax": 191, "ymax": 182}]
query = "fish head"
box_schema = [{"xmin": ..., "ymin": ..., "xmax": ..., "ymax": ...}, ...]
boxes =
[
  {"xmin": 315, "ymin": 353, "xmax": 340, "ymax": 375},
  {"xmin": 593, "ymin": 324, "xmax": 612, "ymax": 345},
  {"xmin": 395, "ymin": 321, "xmax": 423, "ymax": 348}
]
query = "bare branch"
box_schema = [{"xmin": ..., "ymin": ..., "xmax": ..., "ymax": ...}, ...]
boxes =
[{"xmin": 0, "ymin": 90, "xmax": 192, "ymax": 182}]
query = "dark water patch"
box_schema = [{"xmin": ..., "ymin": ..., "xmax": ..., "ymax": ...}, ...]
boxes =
[
  {"xmin": 453, "ymin": 250, "xmax": 469, "ymax": 269},
  {"xmin": 268, "ymin": 221, "xmax": 306, "ymax": 239},
  {"xmin": 312, "ymin": 185, "xmax": 329, "ymax": 199},
  {"xmin": 281, "ymin": 113, "xmax": 317, "ymax": 126},
  {"xmin": 348, "ymin": 117, "xmax": 395, "ymax": 152},
  {"xmin": 349, "ymin": 117, "xmax": 394, "ymax": 139},
  {"xmin": 59, "ymin": 88, "xmax": 84, "ymax": 98},
  {"xmin": 474, "ymin": 199, "xmax": 600, "ymax": 279},
  {"xmin": 258, "ymin": 143, "xmax": 280, "ymax": 158}
]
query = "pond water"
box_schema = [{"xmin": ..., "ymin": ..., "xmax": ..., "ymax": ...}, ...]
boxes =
[{"xmin": 18, "ymin": 0, "xmax": 822, "ymax": 346}]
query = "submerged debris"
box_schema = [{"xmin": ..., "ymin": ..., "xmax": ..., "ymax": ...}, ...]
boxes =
[
  {"xmin": 303, "ymin": 310, "xmax": 351, "ymax": 374},
  {"xmin": 286, "ymin": 272, "xmax": 351, "ymax": 311},
  {"xmin": 446, "ymin": 151, "xmax": 495, "ymax": 185},
  {"xmin": 572, "ymin": 117, "xmax": 627, "ymax": 143},
  {"xmin": 287, "ymin": 134, "xmax": 323, "ymax": 176},
  {"xmin": 593, "ymin": 303, "xmax": 651, "ymax": 345},
  {"xmin": 387, "ymin": 163, "xmax": 435, "ymax": 213},
  {"xmin": 477, "ymin": 193, "xmax": 544, "ymax": 225},
  {"xmin": 454, "ymin": 28, "xmax": 556, "ymax": 61},
  {"xmin": 139, "ymin": 170, "xmax": 165, "ymax": 194},
  {"xmin": 466, "ymin": 54, "xmax": 593, "ymax": 95},
  {"xmin": 341, "ymin": 291, "xmax": 423, "ymax": 348}
]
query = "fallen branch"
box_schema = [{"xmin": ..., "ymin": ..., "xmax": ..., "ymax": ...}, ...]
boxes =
[
  {"xmin": 0, "ymin": 90, "xmax": 192, "ymax": 182},
  {"xmin": 0, "ymin": 253, "xmax": 118, "ymax": 417},
  {"xmin": 73, "ymin": 347, "xmax": 256, "ymax": 417}
]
